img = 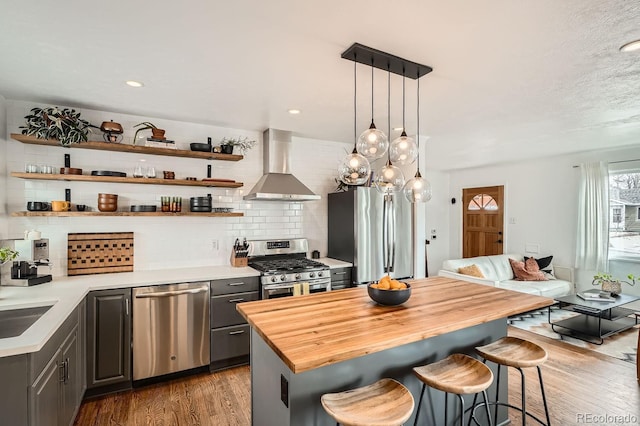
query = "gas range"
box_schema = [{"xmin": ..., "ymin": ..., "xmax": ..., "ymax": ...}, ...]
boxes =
[{"xmin": 247, "ymin": 238, "xmax": 331, "ymax": 298}]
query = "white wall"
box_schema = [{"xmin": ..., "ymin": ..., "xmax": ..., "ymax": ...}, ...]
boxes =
[
  {"xmin": 4, "ymin": 100, "xmax": 349, "ymax": 275},
  {"xmin": 443, "ymin": 145, "xmax": 640, "ymax": 296},
  {"xmin": 0, "ymin": 95, "xmax": 7, "ymax": 238}
]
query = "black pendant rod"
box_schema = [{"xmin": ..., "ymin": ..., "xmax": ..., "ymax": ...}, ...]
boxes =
[
  {"xmin": 416, "ymin": 69, "xmax": 421, "ymax": 173},
  {"xmin": 387, "ymin": 64, "xmax": 392, "ymax": 164},
  {"xmin": 341, "ymin": 43, "xmax": 433, "ymax": 79}
]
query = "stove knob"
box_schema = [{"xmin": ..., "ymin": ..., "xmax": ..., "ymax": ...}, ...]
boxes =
[
  {"xmin": 295, "ymin": 273, "xmax": 301, "ymax": 280},
  {"xmin": 280, "ymin": 275, "xmax": 286, "ymax": 281},
  {"xmin": 309, "ymin": 272, "xmax": 316, "ymax": 278},
  {"xmin": 317, "ymin": 271, "xmax": 324, "ymax": 277},
  {"xmin": 271, "ymin": 277, "xmax": 277, "ymax": 283}
]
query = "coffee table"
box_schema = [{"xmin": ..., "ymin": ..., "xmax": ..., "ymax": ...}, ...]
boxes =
[{"xmin": 550, "ymin": 290, "xmax": 639, "ymax": 345}]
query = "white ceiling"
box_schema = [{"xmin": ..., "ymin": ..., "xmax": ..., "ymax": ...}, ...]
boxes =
[{"xmin": 1, "ymin": 1, "xmax": 639, "ymax": 170}]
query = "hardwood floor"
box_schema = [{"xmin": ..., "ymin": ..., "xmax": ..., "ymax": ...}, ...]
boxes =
[{"xmin": 75, "ymin": 327, "xmax": 639, "ymax": 425}]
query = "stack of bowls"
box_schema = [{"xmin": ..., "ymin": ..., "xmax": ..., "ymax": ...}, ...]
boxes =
[
  {"xmin": 190, "ymin": 196, "xmax": 212, "ymax": 212},
  {"xmin": 98, "ymin": 193, "xmax": 118, "ymax": 212}
]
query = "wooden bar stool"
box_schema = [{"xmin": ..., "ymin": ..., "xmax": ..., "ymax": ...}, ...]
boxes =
[
  {"xmin": 473, "ymin": 336, "xmax": 551, "ymax": 426},
  {"xmin": 413, "ymin": 353, "xmax": 493, "ymax": 426},
  {"xmin": 320, "ymin": 378, "xmax": 415, "ymax": 426}
]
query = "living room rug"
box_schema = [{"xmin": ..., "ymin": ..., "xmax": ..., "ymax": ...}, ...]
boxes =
[{"xmin": 508, "ymin": 307, "xmax": 638, "ymax": 364}]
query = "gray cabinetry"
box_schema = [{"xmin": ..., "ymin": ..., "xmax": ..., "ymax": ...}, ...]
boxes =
[
  {"xmin": 330, "ymin": 267, "xmax": 352, "ymax": 289},
  {"xmin": 28, "ymin": 304, "xmax": 83, "ymax": 426},
  {"xmin": 86, "ymin": 288, "xmax": 132, "ymax": 396},
  {"xmin": 210, "ymin": 276, "xmax": 259, "ymax": 371}
]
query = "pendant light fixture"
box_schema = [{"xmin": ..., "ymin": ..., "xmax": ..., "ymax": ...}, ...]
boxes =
[
  {"xmin": 338, "ymin": 58, "xmax": 371, "ymax": 186},
  {"xmin": 356, "ymin": 60, "xmax": 388, "ymax": 160},
  {"xmin": 389, "ymin": 72, "xmax": 418, "ymax": 166},
  {"xmin": 374, "ymin": 65, "xmax": 404, "ymax": 194},
  {"xmin": 403, "ymin": 72, "xmax": 432, "ymax": 203}
]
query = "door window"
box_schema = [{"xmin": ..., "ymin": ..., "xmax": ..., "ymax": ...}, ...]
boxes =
[{"xmin": 468, "ymin": 194, "xmax": 498, "ymax": 211}]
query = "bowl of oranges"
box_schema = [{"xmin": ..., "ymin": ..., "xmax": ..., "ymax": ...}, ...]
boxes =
[{"xmin": 368, "ymin": 275, "xmax": 411, "ymax": 306}]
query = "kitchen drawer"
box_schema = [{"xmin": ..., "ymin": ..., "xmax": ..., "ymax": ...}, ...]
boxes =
[
  {"xmin": 211, "ymin": 324, "xmax": 250, "ymax": 362},
  {"xmin": 211, "ymin": 291, "xmax": 259, "ymax": 328},
  {"xmin": 331, "ymin": 280, "xmax": 351, "ymax": 290},
  {"xmin": 211, "ymin": 276, "xmax": 259, "ymax": 296},
  {"xmin": 330, "ymin": 267, "xmax": 352, "ymax": 284}
]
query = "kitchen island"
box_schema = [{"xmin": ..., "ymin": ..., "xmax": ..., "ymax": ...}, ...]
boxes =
[{"xmin": 238, "ymin": 276, "xmax": 554, "ymax": 426}]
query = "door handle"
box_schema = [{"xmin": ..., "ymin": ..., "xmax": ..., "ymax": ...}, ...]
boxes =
[
  {"xmin": 497, "ymin": 239, "xmax": 503, "ymax": 243},
  {"xmin": 58, "ymin": 361, "xmax": 65, "ymax": 383},
  {"xmin": 228, "ymin": 298, "xmax": 245, "ymax": 303},
  {"xmin": 228, "ymin": 330, "xmax": 245, "ymax": 335},
  {"xmin": 227, "ymin": 282, "xmax": 247, "ymax": 286},
  {"xmin": 135, "ymin": 286, "xmax": 209, "ymax": 298},
  {"xmin": 498, "ymin": 231, "xmax": 503, "ymax": 235},
  {"xmin": 64, "ymin": 358, "xmax": 69, "ymax": 383}
]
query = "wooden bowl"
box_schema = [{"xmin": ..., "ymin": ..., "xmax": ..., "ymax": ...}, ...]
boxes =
[
  {"xmin": 98, "ymin": 193, "xmax": 118, "ymax": 199},
  {"xmin": 367, "ymin": 283, "xmax": 411, "ymax": 306},
  {"xmin": 60, "ymin": 167, "xmax": 83, "ymax": 175},
  {"xmin": 98, "ymin": 203, "xmax": 117, "ymax": 212}
]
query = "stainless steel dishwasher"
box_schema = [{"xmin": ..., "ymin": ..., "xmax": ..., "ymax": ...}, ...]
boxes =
[{"xmin": 132, "ymin": 282, "xmax": 210, "ymax": 380}]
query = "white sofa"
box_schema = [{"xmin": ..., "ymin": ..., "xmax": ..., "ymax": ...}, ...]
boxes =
[{"xmin": 438, "ymin": 254, "xmax": 573, "ymax": 298}]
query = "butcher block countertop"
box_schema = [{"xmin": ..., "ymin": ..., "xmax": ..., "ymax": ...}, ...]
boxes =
[{"xmin": 237, "ymin": 276, "xmax": 554, "ymax": 374}]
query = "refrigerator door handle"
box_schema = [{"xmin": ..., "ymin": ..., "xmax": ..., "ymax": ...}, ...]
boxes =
[
  {"xmin": 389, "ymin": 196, "xmax": 396, "ymax": 272},
  {"xmin": 382, "ymin": 195, "xmax": 388, "ymax": 272}
]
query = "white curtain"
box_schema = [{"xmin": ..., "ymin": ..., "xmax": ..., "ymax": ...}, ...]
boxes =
[{"xmin": 575, "ymin": 162, "xmax": 609, "ymax": 271}]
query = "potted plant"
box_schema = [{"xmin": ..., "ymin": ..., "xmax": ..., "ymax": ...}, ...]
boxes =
[
  {"xmin": 20, "ymin": 107, "xmax": 94, "ymax": 147},
  {"xmin": 219, "ymin": 137, "xmax": 256, "ymax": 155},
  {"xmin": 133, "ymin": 122, "xmax": 166, "ymax": 144},
  {"xmin": 0, "ymin": 247, "xmax": 19, "ymax": 265},
  {"xmin": 592, "ymin": 272, "xmax": 636, "ymax": 295}
]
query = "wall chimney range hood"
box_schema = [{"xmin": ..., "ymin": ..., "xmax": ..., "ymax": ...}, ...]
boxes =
[{"xmin": 243, "ymin": 129, "xmax": 320, "ymax": 201}]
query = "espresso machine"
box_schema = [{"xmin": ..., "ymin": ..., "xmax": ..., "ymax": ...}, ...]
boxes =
[{"xmin": 0, "ymin": 239, "xmax": 53, "ymax": 286}]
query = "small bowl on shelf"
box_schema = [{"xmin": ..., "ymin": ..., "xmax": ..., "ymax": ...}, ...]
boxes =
[
  {"xmin": 190, "ymin": 143, "xmax": 212, "ymax": 152},
  {"xmin": 367, "ymin": 282, "xmax": 411, "ymax": 306}
]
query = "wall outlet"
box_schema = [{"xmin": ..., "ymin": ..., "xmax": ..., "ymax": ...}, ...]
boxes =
[{"xmin": 211, "ymin": 240, "xmax": 219, "ymax": 251}]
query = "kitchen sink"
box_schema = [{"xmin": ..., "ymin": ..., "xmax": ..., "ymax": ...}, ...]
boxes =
[{"xmin": 0, "ymin": 305, "xmax": 52, "ymax": 339}]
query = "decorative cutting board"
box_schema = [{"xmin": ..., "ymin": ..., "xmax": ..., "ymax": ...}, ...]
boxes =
[{"xmin": 67, "ymin": 232, "xmax": 134, "ymax": 275}]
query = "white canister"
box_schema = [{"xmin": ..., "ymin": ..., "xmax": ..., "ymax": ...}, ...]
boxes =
[{"xmin": 25, "ymin": 230, "xmax": 42, "ymax": 240}]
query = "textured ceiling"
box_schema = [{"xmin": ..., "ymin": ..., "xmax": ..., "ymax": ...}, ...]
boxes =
[{"xmin": 0, "ymin": 0, "xmax": 639, "ymax": 170}]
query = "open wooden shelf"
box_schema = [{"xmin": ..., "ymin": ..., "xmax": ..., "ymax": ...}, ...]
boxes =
[
  {"xmin": 10, "ymin": 133, "xmax": 244, "ymax": 161},
  {"xmin": 12, "ymin": 211, "xmax": 243, "ymax": 217},
  {"xmin": 11, "ymin": 172, "xmax": 243, "ymax": 188}
]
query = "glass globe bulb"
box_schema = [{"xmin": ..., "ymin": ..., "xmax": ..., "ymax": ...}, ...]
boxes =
[
  {"xmin": 389, "ymin": 131, "xmax": 418, "ymax": 165},
  {"xmin": 373, "ymin": 162, "xmax": 404, "ymax": 194},
  {"xmin": 338, "ymin": 150, "xmax": 371, "ymax": 186},
  {"xmin": 356, "ymin": 121, "xmax": 388, "ymax": 160},
  {"xmin": 403, "ymin": 171, "xmax": 432, "ymax": 203}
]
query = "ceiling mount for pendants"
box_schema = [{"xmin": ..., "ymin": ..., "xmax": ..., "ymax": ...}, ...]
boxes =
[{"xmin": 341, "ymin": 43, "xmax": 433, "ymax": 79}]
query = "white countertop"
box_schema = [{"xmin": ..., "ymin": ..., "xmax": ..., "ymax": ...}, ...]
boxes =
[
  {"xmin": 0, "ymin": 259, "xmax": 351, "ymax": 358},
  {"xmin": 318, "ymin": 257, "xmax": 352, "ymax": 268}
]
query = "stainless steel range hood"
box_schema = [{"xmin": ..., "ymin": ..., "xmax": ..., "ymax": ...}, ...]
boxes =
[{"xmin": 243, "ymin": 129, "xmax": 320, "ymax": 201}]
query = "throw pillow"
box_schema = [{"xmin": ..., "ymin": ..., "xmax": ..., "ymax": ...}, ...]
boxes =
[
  {"xmin": 524, "ymin": 255, "xmax": 555, "ymax": 279},
  {"xmin": 509, "ymin": 258, "xmax": 547, "ymax": 281},
  {"xmin": 457, "ymin": 264, "xmax": 485, "ymax": 278}
]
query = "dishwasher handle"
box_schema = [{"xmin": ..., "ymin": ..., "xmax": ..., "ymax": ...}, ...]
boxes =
[{"xmin": 134, "ymin": 285, "xmax": 209, "ymax": 298}]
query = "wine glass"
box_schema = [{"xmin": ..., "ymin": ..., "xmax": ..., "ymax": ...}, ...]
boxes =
[
  {"xmin": 133, "ymin": 160, "xmax": 144, "ymax": 178},
  {"xmin": 146, "ymin": 166, "xmax": 156, "ymax": 178}
]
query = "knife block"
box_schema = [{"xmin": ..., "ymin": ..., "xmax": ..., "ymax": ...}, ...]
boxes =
[{"xmin": 230, "ymin": 250, "xmax": 248, "ymax": 267}]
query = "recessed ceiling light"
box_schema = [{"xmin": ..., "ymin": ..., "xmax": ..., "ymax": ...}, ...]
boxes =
[
  {"xmin": 126, "ymin": 80, "xmax": 144, "ymax": 87},
  {"xmin": 620, "ymin": 39, "xmax": 640, "ymax": 52},
  {"xmin": 288, "ymin": 109, "xmax": 301, "ymax": 115}
]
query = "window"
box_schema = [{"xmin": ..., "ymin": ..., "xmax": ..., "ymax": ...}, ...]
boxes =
[
  {"xmin": 467, "ymin": 194, "xmax": 498, "ymax": 211},
  {"xmin": 612, "ymin": 207, "xmax": 622, "ymax": 224},
  {"xmin": 608, "ymin": 170, "xmax": 640, "ymax": 274}
]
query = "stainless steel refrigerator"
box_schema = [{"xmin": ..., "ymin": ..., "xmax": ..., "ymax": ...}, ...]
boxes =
[{"xmin": 328, "ymin": 187, "xmax": 413, "ymax": 285}]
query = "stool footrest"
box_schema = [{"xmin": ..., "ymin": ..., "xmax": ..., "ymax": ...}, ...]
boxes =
[{"xmin": 471, "ymin": 401, "xmax": 550, "ymax": 426}]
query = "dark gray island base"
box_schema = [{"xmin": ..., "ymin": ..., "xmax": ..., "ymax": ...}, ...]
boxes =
[
  {"xmin": 238, "ymin": 277, "xmax": 553, "ymax": 426},
  {"xmin": 250, "ymin": 320, "xmax": 507, "ymax": 425}
]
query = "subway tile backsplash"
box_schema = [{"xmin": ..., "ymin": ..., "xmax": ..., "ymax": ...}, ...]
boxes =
[{"xmin": 3, "ymin": 100, "xmax": 346, "ymax": 274}]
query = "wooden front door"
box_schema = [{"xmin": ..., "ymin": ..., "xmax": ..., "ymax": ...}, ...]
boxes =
[{"xmin": 462, "ymin": 186, "xmax": 504, "ymax": 258}]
